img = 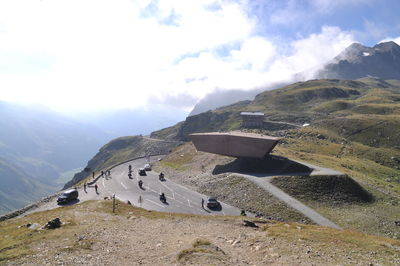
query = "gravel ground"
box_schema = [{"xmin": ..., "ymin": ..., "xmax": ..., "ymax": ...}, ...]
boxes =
[
  {"xmin": 153, "ymin": 143, "xmax": 313, "ymax": 224},
  {"xmin": 4, "ymin": 200, "xmax": 399, "ymax": 266}
]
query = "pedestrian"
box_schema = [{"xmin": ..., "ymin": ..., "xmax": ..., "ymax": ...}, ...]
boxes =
[
  {"xmin": 101, "ymin": 170, "xmax": 104, "ymax": 177},
  {"xmin": 94, "ymin": 184, "xmax": 98, "ymax": 193},
  {"xmin": 201, "ymin": 198, "xmax": 204, "ymax": 208},
  {"xmin": 92, "ymin": 172, "xmax": 95, "ymax": 179},
  {"xmin": 108, "ymin": 170, "xmax": 111, "ymax": 176},
  {"xmin": 83, "ymin": 183, "xmax": 87, "ymax": 192}
]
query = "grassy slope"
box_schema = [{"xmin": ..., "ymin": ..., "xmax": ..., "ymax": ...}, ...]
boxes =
[{"xmin": 150, "ymin": 78, "xmax": 400, "ymax": 238}]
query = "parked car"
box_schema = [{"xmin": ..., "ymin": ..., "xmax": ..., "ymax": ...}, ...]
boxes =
[
  {"xmin": 57, "ymin": 189, "xmax": 78, "ymax": 204},
  {"xmin": 144, "ymin": 163, "xmax": 152, "ymax": 171},
  {"xmin": 206, "ymin": 197, "xmax": 220, "ymax": 209},
  {"xmin": 138, "ymin": 168, "xmax": 146, "ymax": 176}
]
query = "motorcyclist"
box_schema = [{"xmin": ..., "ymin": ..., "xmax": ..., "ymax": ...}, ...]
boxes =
[
  {"xmin": 159, "ymin": 172, "xmax": 164, "ymax": 181},
  {"xmin": 160, "ymin": 192, "xmax": 166, "ymax": 202}
]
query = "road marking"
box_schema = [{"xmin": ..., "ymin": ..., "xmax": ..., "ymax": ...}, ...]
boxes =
[
  {"xmin": 120, "ymin": 181, "xmax": 128, "ymax": 190},
  {"xmin": 145, "ymin": 199, "xmax": 165, "ymax": 208},
  {"xmin": 160, "ymin": 181, "xmax": 173, "ymax": 192},
  {"xmin": 174, "ymin": 191, "xmax": 189, "ymax": 201},
  {"xmin": 175, "ymin": 199, "xmax": 184, "ymax": 204},
  {"xmin": 102, "ymin": 179, "xmax": 106, "ymax": 188}
]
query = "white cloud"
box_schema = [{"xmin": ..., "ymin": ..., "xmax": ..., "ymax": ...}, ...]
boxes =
[
  {"xmin": 270, "ymin": 26, "xmax": 354, "ymax": 79},
  {"xmin": 0, "ymin": 0, "xmax": 355, "ymax": 113}
]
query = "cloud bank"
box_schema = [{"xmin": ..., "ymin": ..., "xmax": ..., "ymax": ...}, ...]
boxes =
[{"xmin": 0, "ymin": 0, "xmax": 386, "ymax": 113}]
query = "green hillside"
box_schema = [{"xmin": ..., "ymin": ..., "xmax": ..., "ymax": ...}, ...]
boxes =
[
  {"xmin": 0, "ymin": 158, "xmax": 55, "ymax": 214},
  {"xmin": 150, "ymin": 77, "xmax": 400, "ymax": 238}
]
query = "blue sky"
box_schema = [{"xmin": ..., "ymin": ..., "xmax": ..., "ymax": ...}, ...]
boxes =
[
  {"xmin": 0, "ymin": 0, "xmax": 399, "ymax": 113},
  {"xmin": 249, "ymin": 0, "xmax": 400, "ymax": 46}
]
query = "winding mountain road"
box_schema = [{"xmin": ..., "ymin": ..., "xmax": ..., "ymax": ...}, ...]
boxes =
[
  {"xmin": 26, "ymin": 156, "xmax": 242, "ymax": 217},
  {"xmin": 99, "ymin": 156, "xmax": 241, "ymax": 216}
]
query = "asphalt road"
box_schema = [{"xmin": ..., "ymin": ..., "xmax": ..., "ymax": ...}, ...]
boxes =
[{"xmin": 90, "ymin": 156, "xmax": 241, "ymax": 216}]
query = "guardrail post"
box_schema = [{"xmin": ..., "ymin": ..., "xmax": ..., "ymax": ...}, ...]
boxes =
[{"xmin": 113, "ymin": 194, "xmax": 116, "ymax": 213}]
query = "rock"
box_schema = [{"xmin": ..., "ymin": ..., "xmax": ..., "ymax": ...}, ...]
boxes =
[
  {"xmin": 44, "ymin": 218, "xmax": 61, "ymax": 229},
  {"xmin": 232, "ymin": 239, "xmax": 240, "ymax": 246},
  {"xmin": 243, "ymin": 220, "xmax": 258, "ymax": 228}
]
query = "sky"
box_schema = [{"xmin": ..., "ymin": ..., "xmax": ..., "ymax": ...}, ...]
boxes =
[{"xmin": 0, "ymin": 0, "xmax": 399, "ymax": 114}]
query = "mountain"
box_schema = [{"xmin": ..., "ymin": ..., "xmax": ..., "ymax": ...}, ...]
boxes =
[
  {"xmin": 316, "ymin": 41, "xmax": 400, "ymax": 80},
  {"xmin": 152, "ymin": 77, "xmax": 400, "ymax": 170},
  {"xmin": 70, "ymin": 77, "xmax": 400, "ymax": 239},
  {"xmin": 188, "ymin": 83, "xmax": 287, "ymax": 117},
  {"xmin": 188, "ymin": 88, "xmax": 264, "ymax": 117},
  {"xmin": 188, "ymin": 41, "xmax": 400, "ymax": 116},
  {"xmin": 0, "ymin": 101, "xmax": 111, "ymax": 214},
  {"xmin": 0, "ymin": 157, "xmax": 54, "ymax": 213}
]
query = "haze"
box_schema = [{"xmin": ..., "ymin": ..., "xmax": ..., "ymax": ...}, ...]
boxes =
[{"xmin": 0, "ymin": 0, "xmax": 399, "ymax": 114}]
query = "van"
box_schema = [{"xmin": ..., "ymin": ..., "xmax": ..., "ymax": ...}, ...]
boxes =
[
  {"xmin": 57, "ymin": 189, "xmax": 79, "ymax": 204},
  {"xmin": 144, "ymin": 164, "xmax": 151, "ymax": 171}
]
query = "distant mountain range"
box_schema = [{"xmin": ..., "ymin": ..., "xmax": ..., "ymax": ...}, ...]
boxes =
[
  {"xmin": 0, "ymin": 102, "xmax": 186, "ymax": 214},
  {"xmin": 189, "ymin": 41, "xmax": 400, "ymax": 116},
  {"xmin": 0, "ymin": 102, "xmax": 112, "ymax": 213}
]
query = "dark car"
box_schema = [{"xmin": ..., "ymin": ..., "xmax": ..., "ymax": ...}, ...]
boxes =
[
  {"xmin": 57, "ymin": 189, "xmax": 78, "ymax": 204},
  {"xmin": 206, "ymin": 197, "xmax": 220, "ymax": 209},
  {"xmin": 138, "ymin": 168, "xmax": 146, "ymax": 176}
]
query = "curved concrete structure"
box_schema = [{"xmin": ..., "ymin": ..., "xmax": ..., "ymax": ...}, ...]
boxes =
[{"xmin": 189, "ymin": 132, "xmax": 280, "ymax": 158}]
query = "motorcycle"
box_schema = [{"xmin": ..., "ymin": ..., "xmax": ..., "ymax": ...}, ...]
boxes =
[
  {"xmin": 159, "ymin": 172, "xmax": 165, "ymax": 181},
  {"xmin": 159, "ymin": 193, "xmax": 166, "ymax": 203}
]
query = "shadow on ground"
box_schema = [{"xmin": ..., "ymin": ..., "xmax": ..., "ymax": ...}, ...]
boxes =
[
  {"xmin": 212, "ymin": 155, "xmax": 312, "ymax": 176},
  {"xmin": 57, "ymin": 199, "xmax": 80, "ymax": 206}
]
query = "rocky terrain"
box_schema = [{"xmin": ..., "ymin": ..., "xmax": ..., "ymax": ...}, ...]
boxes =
[{"xmin": 1, "ymin": 200, "xmax": 399, "ymax": 265}]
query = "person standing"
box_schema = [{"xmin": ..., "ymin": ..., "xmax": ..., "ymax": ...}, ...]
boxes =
[
  {"xmin": 83, "ymin": 183, "xmax": 87, "ymax": 192},
  {"xmin": 201, "ymin": 198, "xmax": 204, "ymax": 208},
  {"xmin": 94, "ymin": 184, "xmax": 98, "ymax": 193}
]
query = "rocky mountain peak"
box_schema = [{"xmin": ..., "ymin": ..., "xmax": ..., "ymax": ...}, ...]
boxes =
[
  {"xmin": 373, "ymin": 41, "xmax": 400, "ymax": 52},
  {"xmin": 316, "ymin": 41, "xmax": 400, "ymax": 80}
]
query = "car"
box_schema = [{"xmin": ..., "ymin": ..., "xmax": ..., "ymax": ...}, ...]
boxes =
[
  {"xmin": 138, "ymin": 168, "xmax": 146, "ymax": 176},
  {"xmin": 144, "ymin": 163, "xmax": 151, "ymax": 171},
  {"xmin": 57, "ymin": 189, "xmax": 78, "ymax": 204},
  {"xmin": 206, "ymin": 197, "xmax": 220, "ymax": 209}
]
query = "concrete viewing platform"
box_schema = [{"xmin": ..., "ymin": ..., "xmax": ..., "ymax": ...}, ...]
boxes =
[{"xmin": 189, "ymin": 131, "xmax": 280, "ymax": 158}]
